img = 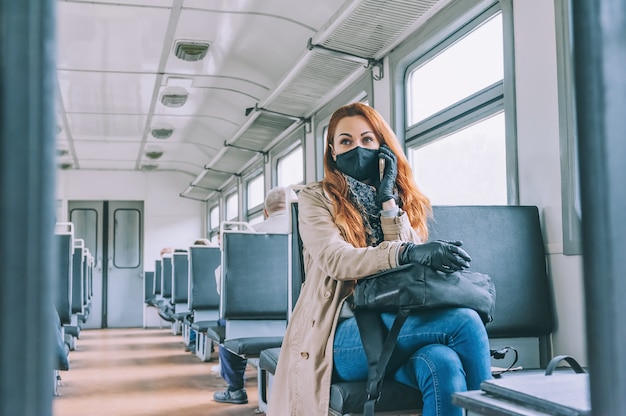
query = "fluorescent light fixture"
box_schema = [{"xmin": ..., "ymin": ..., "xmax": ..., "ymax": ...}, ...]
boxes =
[
  {"xmin": 145, "ymin": 146, "xmax": 164, "ymax": 160},
  {"xmin": 160, "ymin": 87, "xmax": 188, "ymax": 108},
  {"xmin": 174, "ymin": 40, "xmax": 210, "ymax": 62},
  {"xmin": 151, "ymin": 127, "xmax": 173, "ymax": 139}
]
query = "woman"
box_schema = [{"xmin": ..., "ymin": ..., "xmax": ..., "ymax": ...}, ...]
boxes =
[{"xmin": 267, "ymin": 103, "xmax": 492, "ymax": 416}]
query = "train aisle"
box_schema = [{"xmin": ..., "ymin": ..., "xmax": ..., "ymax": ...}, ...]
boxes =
[{"xmin": 53, "ymin": 328, "xmax": 261, "ymax": 416}]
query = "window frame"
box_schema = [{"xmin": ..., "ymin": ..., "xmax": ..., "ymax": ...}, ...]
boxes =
[
  {"xmin": 208, "ymin": 202, "xmax": 220, "ymax": 239},
  {"xmin": 555, "ymin": 0, "xmax": 582, "ymax": 255},
  {"xmin": 224, "ymin": 188, "xmax": 239, "ymax": 222},
  {"xmin": 244, "ymin": 170, "xmax": 265, "ymax": 222},
  {"xmin": 275, "ymin": 141, "xmax": 304, "ymax": 187},
  {"xmin": 389, "ymin": 0, "xmax": 518, "ymax": 205}
]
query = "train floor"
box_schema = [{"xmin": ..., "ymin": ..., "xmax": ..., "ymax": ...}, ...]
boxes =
[{"xmin": 53, "ymin": 327, "xmax": 263, "ymax": 416}]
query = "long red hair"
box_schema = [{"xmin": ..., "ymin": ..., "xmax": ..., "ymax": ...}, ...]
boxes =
[{"xmin": 322, "ymin": 102, "xmax": 431, "ymax": 247}]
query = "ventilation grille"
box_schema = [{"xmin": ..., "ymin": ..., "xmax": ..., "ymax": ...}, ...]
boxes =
[
  {"xmin": 232, "ymin": 112, "xmax": 296, "ymax": 151},
  {"xmin": 267, "ymin": 0, "xmax": 444, "ymax": 117},
  {"xmin": 323, "ymin": 0, "xmax": 440, "ymax": 57},
  {"xmin": 268, "ymin": 53, "xmax": 363, "ymax": 116}
]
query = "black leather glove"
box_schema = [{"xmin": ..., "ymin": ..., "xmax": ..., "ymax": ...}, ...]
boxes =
[
  {"xmin": 399, "ymin": 241, "xmax": 471, "ymax": 273},
  {"xmin": 376, "ymin": 144, "xmax": 398, "ymax": 207}
]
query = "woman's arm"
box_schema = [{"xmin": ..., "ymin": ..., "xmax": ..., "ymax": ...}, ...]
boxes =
[{"xmin": 298, "ymin": 184, "xmax": 406, "ymax": 281}]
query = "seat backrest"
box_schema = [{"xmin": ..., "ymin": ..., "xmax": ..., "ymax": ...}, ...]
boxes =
[
  {"xmin": 427, "ymin": 205, "xmax": 554, "ymax": 339},
  {"xmin": 289, "ymin": 201, "xmax": 305, "ymax": 318},
  {"xmin": 154, "ymin": 259, "xmax": 162, "ymax": 296},
  {"xmin": 144, "ymin": 271, "xmax": 155, "ymax": 302},
  {"xmin": 221, "ymin": 232, "xmax": 289, "ymax": 320},
  {"xmin": 55, "ymin": 232, "xmax": 73, "ymax": 325},
  {"xmin": 83, "ymin": 248, "xmax": 93, "ymax": 304},
  {"xmin": 172, "ymin": 250, "xmax": 189, "ymax": 304},
  {"xmin": 161, "ymin": 255, "xmax": 173, "ymax": 300},
  {"xmin": 71, "ymin": 241, "xmax": 84, "ymax": 315},
  {"xmin": 189, "ymin": 245, "xmax": 220, "ymax": 310}
]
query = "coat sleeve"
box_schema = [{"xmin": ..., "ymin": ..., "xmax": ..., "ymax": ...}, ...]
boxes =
[{"xmin": 299, "ymin": 184, "xmax": 414, "ymax": 281}]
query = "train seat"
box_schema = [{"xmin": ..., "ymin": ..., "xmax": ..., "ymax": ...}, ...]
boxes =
[
  {"xmin": 188, "ymin": 244, "xmax": 221, "ymax": 361},
  {"xmin": 427, "ymin": 205, "xmax": 555, "ymax": 369},
  {"xmin": 204, "ymin": 229, "xmax": 289, "ymax": 358},
  {"xmin": 259, "ymin": 203, "xmax": 555, "ymax": 415},
  {"xmin": 170, "ymin": 249, "xmax": 190, "ymax": 336}
]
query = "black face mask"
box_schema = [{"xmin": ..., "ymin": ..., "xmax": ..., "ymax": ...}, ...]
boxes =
[{"xmin": 335, "ymin": 146, "xmax": 379, "ymax": 182}]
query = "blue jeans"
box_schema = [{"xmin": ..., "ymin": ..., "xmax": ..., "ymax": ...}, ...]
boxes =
[
  {"xmin": 217, "ymin": 319, "xmax": 247, "ymax": 391},
  {"xmin": 218, "ymin": 346, "xmax": 247, "ymax": 390},
  {"xmin": 333, "ymin": 308, "xmax": 492, "ymax": 416}
]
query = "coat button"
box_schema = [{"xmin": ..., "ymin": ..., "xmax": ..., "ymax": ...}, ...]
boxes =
[
  {"xmin": 323, "ymin": 291, "xmax": 331, "ymax": 298},
  {"xmin": 380, "ymin": 241, "xmax": 390, "ymax": 249},
  {"xmin": 301, "ymin": 352, "xmax": 309, "ymax": 359}
]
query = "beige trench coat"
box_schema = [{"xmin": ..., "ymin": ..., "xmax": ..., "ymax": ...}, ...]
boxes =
[{"xmin": 266, "ymin": 182, "xmax": 420, "ymax": 415}]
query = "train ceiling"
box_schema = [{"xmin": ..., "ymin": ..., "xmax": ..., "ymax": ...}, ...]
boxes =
[{"xmin": 55, "ymin": 0, "xmax": 450, "ymax": 201}]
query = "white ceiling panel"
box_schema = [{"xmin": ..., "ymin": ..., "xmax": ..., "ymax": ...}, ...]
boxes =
[
  {"xmin": 147, "ymin": 114, "xmax": 237, "ymax": 144},
  {"xmin": 76, "ymin": 0, "xmax": 174, "ymax": 7},
  {"xmin": 79, "ymin": 159, "xmax": 137, "ymax": 170},
  {"xmin": 153, "ymin": 85, "xmax": 247, "ymax": 120},
  {"xmin": 166, "ymin": 8, "xmax": 316, "ymax": 88},
  {"xmin": 58, "ymin": 70, "xmax": 157, "ymax": 114},
  {"xmin": 57, "ymin": 1, "xmax": 171, "ymax": 72},
  {"xmin": 183, "ymin": 0, "xmax": 345, "ymax": 28},
  {"xmin": 142, "ymin": 140, "xmax": 215, "ymax": 165},
  {"xmin": 74, "ymin": 141, "xmax": 141, "ymax": 161},
  {"xmin": 66, "ymin": 113, "xmax": 147, "ymax": 140}
]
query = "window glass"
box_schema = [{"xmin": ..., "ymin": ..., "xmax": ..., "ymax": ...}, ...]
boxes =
[
  {"xmin": 277, "ymin": 146, "xmax": 303, "ymax": 186},
  {"xmin": 113, "ymin": 209, "xmax": 141, "ymax": 268},
  {"xmin": 70, "ymin": 208, "xmax": 98, "ymax": 265},
  {"xmin": 247, "ymin": 175, "xmax": 264, "ymax": 210},
  {"xmin": 225, "ymin": 193, "xmax": 238, "ymax": 221},
  {"xmin": 248, "ymin": 212, "xmax": 264, "ymax": 226},
  {"xmin": 209, "ymin": 205, "xmax": 219, "ymax": 230},
  {"xmin": 409, "ymin": 112, "xmax": 506, "ymax": 205},
  {"xmin": 407, "ymin": 13, "xmax": 503, "ymax": 125}
]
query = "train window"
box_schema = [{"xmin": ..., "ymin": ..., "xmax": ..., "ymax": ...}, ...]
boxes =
[
  {"xmin": 277, "ymin": 145, "xmax": 303, "ymax": 186},
  {"xmin": 225, "ymin": 192, "xmax": 238, "ymax": 221},
  {"xmin": 112, "ymin": 209, "xmax": 140, "ymax": 268},
  {"xmin": 246, "ymin": 174, "xmax": 264, "ymax": 210},
  {"xmin": 406, "ymin": 13, "xmax": 503, "ymax": 126},
  {"xmin": 409, "ymin": 112, "xmax": 507, "ymax": 205},
  {"xmin": 209, "ymin": 204, "xmax": 219, "ymax": 233},
  {"xmin": 402, "ymin": 5, "xmax": 511, "ymax": 205}
]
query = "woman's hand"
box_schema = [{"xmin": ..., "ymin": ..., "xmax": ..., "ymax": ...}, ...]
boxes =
[
  {"xmin": 399, "ymin": 241, "xmax": 471, "ymax": 273},
  {"xmin": 376, "ymin": 144, "xmax": 398, "ymax": 207}
]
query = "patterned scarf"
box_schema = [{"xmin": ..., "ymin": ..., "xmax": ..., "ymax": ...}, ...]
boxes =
[{"xmin": 344, "ymin": 175, "xmax": 383, "ymax": 247}]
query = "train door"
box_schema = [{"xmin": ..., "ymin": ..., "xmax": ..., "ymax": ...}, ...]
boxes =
[{"xmin": 69, "ymin": 201, "xmax": 144, "ymax": 328}]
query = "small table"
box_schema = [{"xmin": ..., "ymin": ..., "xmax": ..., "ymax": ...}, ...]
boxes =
[{"xmin": 453, "ymin": 369, "xmax": 591, "ymax": 416}]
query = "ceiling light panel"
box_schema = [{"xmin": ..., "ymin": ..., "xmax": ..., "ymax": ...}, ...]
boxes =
[
  {"xmin": 56, "ymin": 1, "xmax": 169, "ymax": 72},
  {"xmin": 160, "ymin": 87, "xmax": 188, "ymax": 108},
  {"xmin": 66, "ymin": 113, "xmax": 147, "ymax": 139},
  {"xmin": 74, "ymin": 141, "xmax": 141, "ymax": 160},
  {"xmin": 174, "ymin": 40, "xmax": 210, "ymax": 61},
  {"xmin": 57, "ymin": 70, "xmax": 157, "ymax": 114}
]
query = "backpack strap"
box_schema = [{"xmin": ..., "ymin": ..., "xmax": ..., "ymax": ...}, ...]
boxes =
[{"xmin": 353, "ymin": 308, "xmax": 410, "ymax": 416}]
